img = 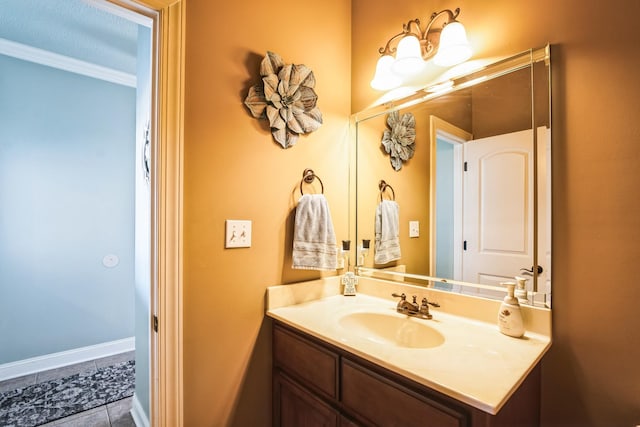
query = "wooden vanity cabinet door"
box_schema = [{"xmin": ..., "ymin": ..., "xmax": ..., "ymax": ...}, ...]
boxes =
[
  {"xmin": 341, "ymin": 359, "xmax": 468, "ymax": 427},
  {"xmin": 273, "ymin": 324, "xmax": 339, "ymax": 400},
  {"xmin": 274, "ymin": 371, "xmax": 339, "ymax": 427},
  {"xmin": 340, "ymin": 415, "xmax": 362, "ymax": 427}
]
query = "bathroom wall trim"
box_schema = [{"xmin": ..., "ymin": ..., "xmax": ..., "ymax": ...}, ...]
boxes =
[
  {"xmin": 103, "ymin": 0, "xmax": 186, "ymax": 425},
  {"xmin": 131, "ymin": 393, "xmax": 151, "ymax": 427},
  {"xmin": 0, "ymin": 337, "xmax": 135, "ymax": 381},
  {"xmin": 84, "ymin": 0, "xmax": 154, "ymax": 27},
  {"xmin": 0, "ymin": 38, "xmax": 137, "ymax": 87}
]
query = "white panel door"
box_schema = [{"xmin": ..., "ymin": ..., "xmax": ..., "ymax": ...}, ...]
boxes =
[{"xmin": 462, "ymin": 129, "xmax": 533, "ymax": 298}]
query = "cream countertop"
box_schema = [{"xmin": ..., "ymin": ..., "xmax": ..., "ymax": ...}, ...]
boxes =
[{"xmin": 266, "ymin": 276, "xmax": 551, "ymax": 415}]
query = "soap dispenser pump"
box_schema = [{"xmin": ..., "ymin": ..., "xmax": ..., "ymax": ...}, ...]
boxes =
[
  {"xmin": 514, "ymin": 276, "xmax": 529, "ymax": 304},
  {"xmin": 498, "ymin": 282, "xmax": 525, "ymax": 338}
]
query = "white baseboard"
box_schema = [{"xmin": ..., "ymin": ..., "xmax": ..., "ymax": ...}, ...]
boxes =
[
  {"xmin": 0, "ymin": 337, "xmax": 135, "ymax": 381},
  {"xmin": 131, "ymin": 394, "xmax": 150, "ymax": 427}
]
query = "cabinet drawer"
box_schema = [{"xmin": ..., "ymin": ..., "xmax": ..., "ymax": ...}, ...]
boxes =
[
  {"xmin": 273, "ymin": 324, "xmax": 339, "ymax": 399},
  {"xmin": 341, "ymin": 359, "xmax": 468, "ymax": 427}
]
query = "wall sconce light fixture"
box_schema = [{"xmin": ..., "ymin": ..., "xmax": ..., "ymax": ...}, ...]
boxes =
[{"xmin": 370, "ymin": 8, "xmax": 472, "ymax": 91}]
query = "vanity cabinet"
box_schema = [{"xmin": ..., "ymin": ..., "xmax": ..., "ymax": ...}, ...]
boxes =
[
  {"xmin": 274, "ymin": 372, "xmax": 339, "ymax": 426},
  {"xmin": 272, "ymin": 322, "xmax": 541, "ymax": 427}
]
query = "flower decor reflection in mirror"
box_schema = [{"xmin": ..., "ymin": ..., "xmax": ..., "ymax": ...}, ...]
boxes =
[
  {"xmin": 382, "ymin": 110, "xmax": 416, "ymax": 171},
  {"xmin": 244, "ymin": 51, "xmax": 323, "ymax": 148}
]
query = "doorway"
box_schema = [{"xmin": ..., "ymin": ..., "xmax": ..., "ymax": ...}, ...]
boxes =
[
  {"xmin": 1, "ymin": 1, "xmax": 185, "ymax": 425},
  {"xmin": 0, "ymin": 0, "xmax": 154, "ymax": 424},
  {"xmin": 429, "ymin": 115, "xmax": 472, "ymax": 290}
]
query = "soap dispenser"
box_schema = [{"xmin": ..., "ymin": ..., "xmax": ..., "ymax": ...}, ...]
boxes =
[
  {"xmin": 357, "ymin": 239, "xmax": 370, "ymax": 266},
  {"xmin": 498, "ymin": 282, "xmax": 525, "ymax": 338},
  {"xmin": 514, "ymin": 276, "xmax": 529, "ymax": 304}
]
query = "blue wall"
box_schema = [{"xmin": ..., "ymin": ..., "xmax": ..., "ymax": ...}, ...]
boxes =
[
  {"xmin": 0, "ymin": 55, "xmax": 136, "ymax": 364},
  {"xmin": 435, "ymin": 138, "xmax": 454, "ymax": 288}
]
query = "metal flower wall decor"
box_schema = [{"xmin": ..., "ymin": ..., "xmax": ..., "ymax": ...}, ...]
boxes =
[
  {"xmin": 244, "ymin": 52, "xmax": 323, "ymax": 148},
  {"xmin": 381, "ymin": 110, "xmax": 416, "ymax": 171}
]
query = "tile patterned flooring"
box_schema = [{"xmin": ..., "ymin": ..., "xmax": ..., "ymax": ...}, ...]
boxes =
[{"xmin": 0, "ymin": 351, "xmax": 136, "ymax": 426}]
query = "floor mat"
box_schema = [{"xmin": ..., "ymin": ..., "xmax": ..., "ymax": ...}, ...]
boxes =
[{"xmin": 0, "ymin": 360, "xmax": 134, "ymax": 426}]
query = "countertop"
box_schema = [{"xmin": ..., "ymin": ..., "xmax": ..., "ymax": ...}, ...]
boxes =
[{"xmin": 266, "ymin": 282, "xmax": 551, "ymax": 415}]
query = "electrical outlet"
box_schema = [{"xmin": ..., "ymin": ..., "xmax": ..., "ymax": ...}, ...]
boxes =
[
  {"xmin": 409, "ymin": 220, "xmax": 420, "ymax": 238},
  {"xmin": 102, "ymin": 254, "xmax": 119, "ymax": 268},
  {"xmin": 225, "ymin": 220, "xmax": 252, "ymax": 248}
]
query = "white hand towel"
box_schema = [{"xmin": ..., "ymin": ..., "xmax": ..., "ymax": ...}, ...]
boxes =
[
  {"xmin": 374, "ymin": 200, "xmax": 401, "ymax": 264},
  {"xmin": 292, "ymin": 194, "xmax": 338, "ymax": 270}
]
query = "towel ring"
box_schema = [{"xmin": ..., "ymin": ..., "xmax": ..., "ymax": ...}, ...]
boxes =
[
  {"xmin": 300, "ymin": 168, "xmax": 324, "ymax": 195},
  {"xmin": 379, "ymin": 180, "xmax": 395, "ymax": 201}
]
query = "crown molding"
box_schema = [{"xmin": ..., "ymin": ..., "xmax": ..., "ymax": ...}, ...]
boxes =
[
  {"xmin": 82, "ymin": 0, "xmax": 153, "ymax": 27},
  {"xmin": 0, "ymin": 38, "xmax": 136, "ymax": 87}
]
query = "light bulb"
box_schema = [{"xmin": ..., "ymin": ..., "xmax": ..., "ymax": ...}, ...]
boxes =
[
  {"xmin": 370, "ymin": 55, "xmax": 401, "ymax": 90},
  {"xmin": 433, "ymin": 21, "xmax": 472, "ymax": 66},
  {"xmin": 391, "ymin": 35, "xmax": 425, "ymax": 76}
]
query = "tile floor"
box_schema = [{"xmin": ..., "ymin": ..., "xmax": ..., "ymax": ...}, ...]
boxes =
[{"xmin": 0, "ymin": 351, "xmax": 136, "ymax": 427}]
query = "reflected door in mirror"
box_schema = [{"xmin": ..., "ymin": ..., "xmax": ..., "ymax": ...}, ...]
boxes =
[{"xmin": 462, "ymin": 129, "xmax": 533, "ymax": 299}]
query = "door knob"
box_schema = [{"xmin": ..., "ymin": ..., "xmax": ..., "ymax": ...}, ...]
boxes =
[{"xmin": 520, "ymin": 265, "xmax": 543, "ymax": 275}]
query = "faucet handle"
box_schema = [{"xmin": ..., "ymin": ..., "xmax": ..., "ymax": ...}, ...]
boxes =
[
  {"xmin": 419, "ymin": 298, "xmax": 434, "ymax": 319},
  {"xmin": 392, "ymin": 292, "xmax": 406, "ymax": 300},
  {"xmin": 421, "ymin": 297, "xmax": 440, "ymax": 309}
]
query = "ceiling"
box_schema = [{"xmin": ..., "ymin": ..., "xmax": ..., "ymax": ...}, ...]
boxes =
[{"xmin": 0, "ymin": 0, "xmax": 139, "ymax": 75}]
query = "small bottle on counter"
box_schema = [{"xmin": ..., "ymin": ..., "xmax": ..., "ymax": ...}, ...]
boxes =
[
  {"xmin": 514, "ymin": 276, "xmax": 529, "ymax": 304},
  {"xmin": 498, "ymin": 282, "xmax": 525, "ymax": 338}
]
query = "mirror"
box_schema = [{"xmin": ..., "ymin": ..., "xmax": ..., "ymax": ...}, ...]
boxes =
[{"xmin": 354, "ymin": 46, "xmax": 551, "ymax": 307}]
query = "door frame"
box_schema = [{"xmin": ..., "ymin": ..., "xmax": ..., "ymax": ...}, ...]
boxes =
[
  {"xmin": 429, "ymin": 116, "xmax": 472, "ymax": 284},
  {"xmin": 106, "ymin": 1, "xmax": 185, "ymax": 426}
]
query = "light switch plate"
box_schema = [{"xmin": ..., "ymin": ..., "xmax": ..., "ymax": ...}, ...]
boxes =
[
  {"xmin": 409, "ymin": 220, "xmax": 419, "ymax": 238},
  {"xmin": 225, "ymin": 220, "xmax": 252, "ymax": 248}
]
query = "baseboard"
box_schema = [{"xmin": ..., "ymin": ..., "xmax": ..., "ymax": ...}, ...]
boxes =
[
  {"xmin": 0, "ymin": 337, "xmax": 135, "ymax": 381},
  {"xmin": 131, "ymin": 394, "xmax": 150, "ymax": 427}
]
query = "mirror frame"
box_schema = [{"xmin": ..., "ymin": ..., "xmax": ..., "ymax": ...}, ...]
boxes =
[{"xmin": 351, "ymin": 45, "xmax": 551, "ymax": 307}]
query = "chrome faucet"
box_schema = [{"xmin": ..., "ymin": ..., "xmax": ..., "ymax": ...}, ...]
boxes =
[{"xmin": 392, "ymin": 293, "xmax": 439, "ymax": 320}]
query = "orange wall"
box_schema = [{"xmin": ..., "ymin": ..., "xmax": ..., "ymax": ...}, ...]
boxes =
[
  {"xmin": 183, "ymin": 0, "xmax": 640, "ymax": 425},
  {"xmin": 183, "ymin": 0, "xmax": 351, "ymax": 425},
  {"xmin": 353, "ymin": 0, "xmax": 640, "ymax": 425}
]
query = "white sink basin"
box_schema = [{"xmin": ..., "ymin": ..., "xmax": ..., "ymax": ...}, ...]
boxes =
[{"xmin": 338, "ymin": 311, "xmax": 445, "ymax": 349}]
